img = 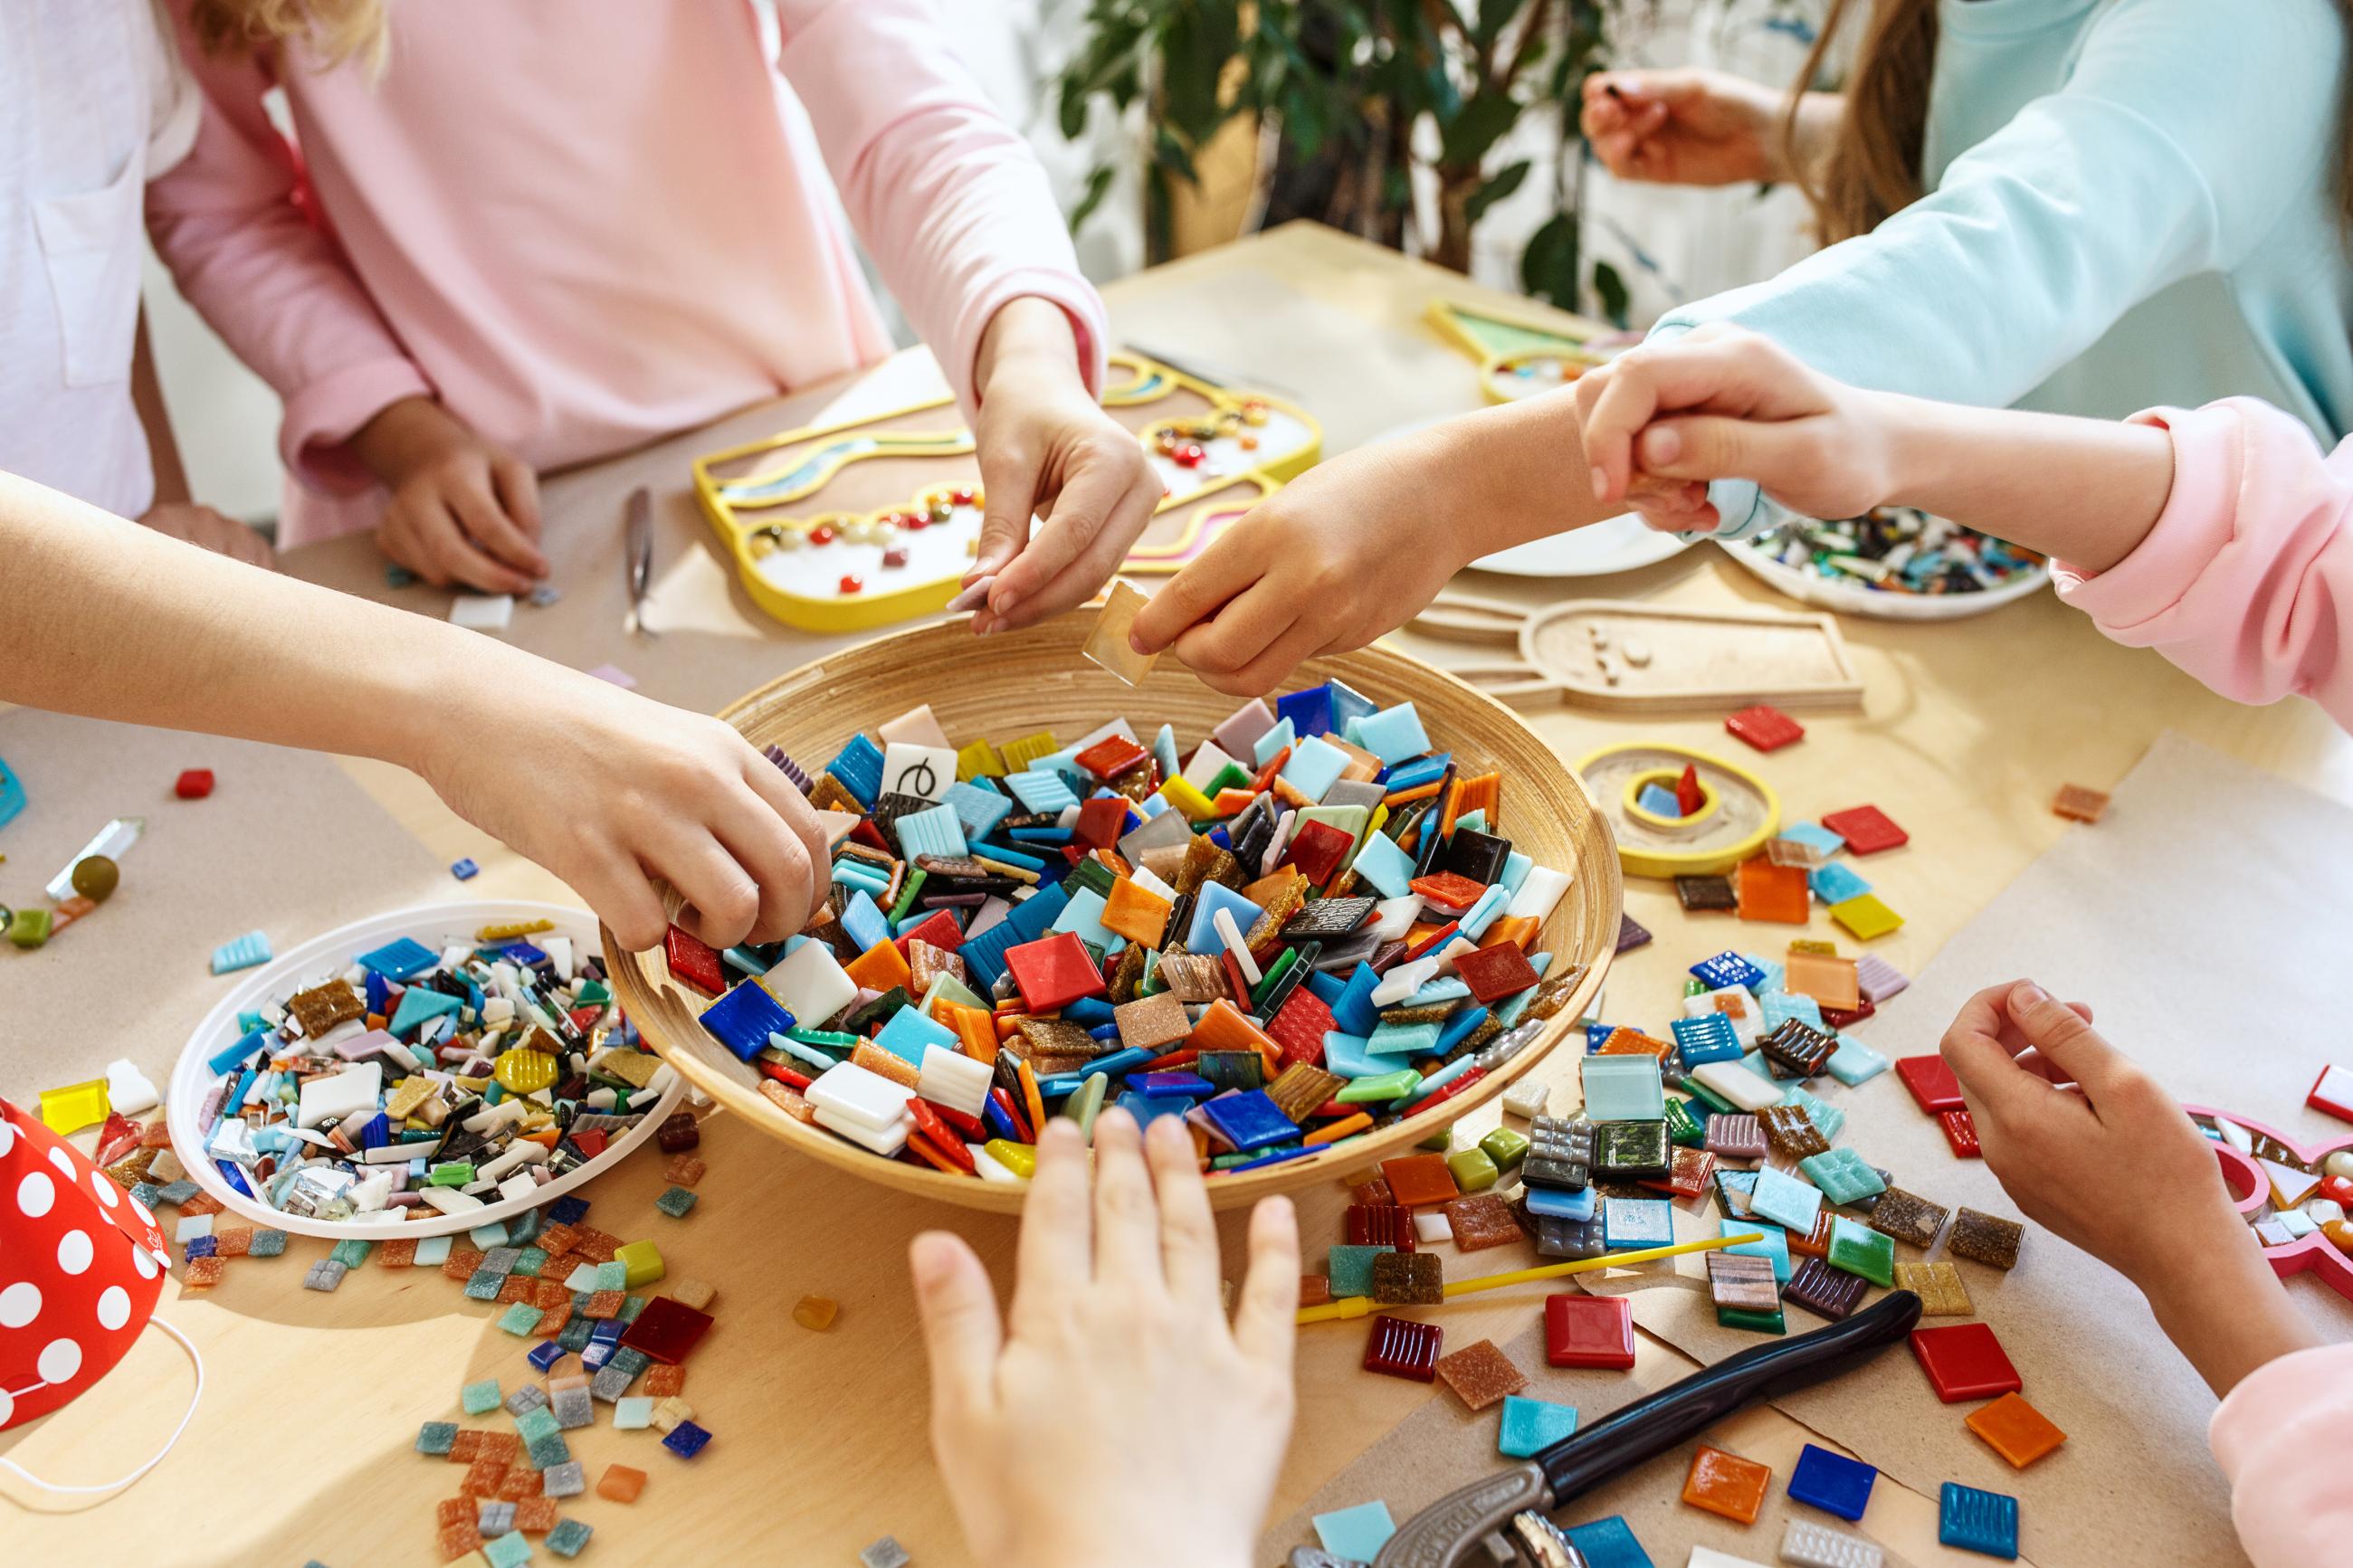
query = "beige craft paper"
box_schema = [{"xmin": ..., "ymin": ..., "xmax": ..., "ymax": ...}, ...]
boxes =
[
  {"xmin": 1574, "ymin": 732, "xmax": 2353, "ymax": 1568},
  {"xmin": 1281, "ymin": 734, "xmax": 2353, "ymax": 1568},
  {"xmin": 0, "ymin": 708, "xmax": 446, "ymax": 1093}
]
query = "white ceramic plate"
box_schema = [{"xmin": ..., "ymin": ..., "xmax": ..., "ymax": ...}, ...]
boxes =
[
  {"xmin": 1362, "ymin": 413, "xmax": 1693, "ymax": 579},
  {"xmin": 1717, "ymin": 536, "xmax": 2052, "ymax": 622},
  {"xmin": 167, "ymin": 899, "xmax": 682, "ymax": 1241},
  {"xmin": 1472, "ymin": 513, "xmax": 1691, "ymax": 578}
]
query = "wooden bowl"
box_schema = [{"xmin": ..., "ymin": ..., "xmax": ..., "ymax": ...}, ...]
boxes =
[{"xmin": 605, "ymin": 612, "xmax": 1622, "ymax": 1212}]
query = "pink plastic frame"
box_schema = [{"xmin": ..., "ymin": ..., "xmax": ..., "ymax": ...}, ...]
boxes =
[{"xmin": 2193, "ymin": 1103, "xmax": 2353, "ymax": 1303}]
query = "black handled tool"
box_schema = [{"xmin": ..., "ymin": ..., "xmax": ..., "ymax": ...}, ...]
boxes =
[{"xmin": 1374, "ymin": 1290, "xmax": 1923, "ymax": 1567}]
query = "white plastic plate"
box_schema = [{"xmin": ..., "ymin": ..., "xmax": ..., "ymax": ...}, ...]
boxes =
[
  {"xmin": 167, "ymin": 899, "xmax": 682, "ymax": 1241},
  {"xmin": 1717, "ymin": 537, "xmax": 2051, "ymax": 622}
]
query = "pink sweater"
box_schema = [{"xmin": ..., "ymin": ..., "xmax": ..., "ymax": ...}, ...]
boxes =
[
  {"xmin": 2055, "ymin": 397, "xmax": 2352, "ymax": 730},
  {"xmin": 146, "ymin": 0, "xmax": 1107, "ymax": 546},
  {"xmin": 2209, "ymin": 1343, "xmax": 2353, "ymax": 1568}
]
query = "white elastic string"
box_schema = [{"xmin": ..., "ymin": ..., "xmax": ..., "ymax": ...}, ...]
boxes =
[{"xmin": 0, "ymin": 1316, "xmax": 205, "ymax": 1497}]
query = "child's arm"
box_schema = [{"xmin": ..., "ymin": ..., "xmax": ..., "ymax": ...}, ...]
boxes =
[
  {"xmin": 772, "ymin": 1, "xmax": 1158, "ymax": 633},
  {"xmin": 1635, "ymin": 0, "xmax": 2345, "ymax": 540},
  {"xmin": 1580, "ymin": 329, "xmax": 2353, "ymax": 729},
  {"xmin": 1125, "ymin": 393, "xmax": 1620, "ymax": 694},
  {"xmin": 0, "ymin": 470, "xmax": 824, "ymax": 953},
  {"xmin": 1943, "ymin": 982, "xmax": 2348, "ymax": 1568},
  {"xmin": 910, "ymin": 1107, "xmax": 1298, "ymax": 1568},
  {"xmin": 1939, "ymin": 980, "xmax": 2316, "ymax": 1394},
  {"xmin": 129, "ymin": 305, "xmax": 275, "ymax": 568},
  {"xmin": 144, "ymin": 39, "xmax": 544, "ymax": 591}
]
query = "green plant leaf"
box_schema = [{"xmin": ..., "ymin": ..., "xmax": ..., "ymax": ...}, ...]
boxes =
[
  {"xmin": 1438, "ymin": 89, "xmax": 1520, "ymax": 170},
  {"xmin": 1519, "ymin": 210, "xmax": 1580, "ymax": 307},
  {"xmin": 1463, "ymin": 157, "xmax": 1530, "ymax": 225},
  {"xmin": 1591, "ymin": 258, "xmax": 1630, "ymax": 328},
  {"xmin": 1070, "ymin": 165, "xmax": 1119, "ymax": 234},
  {"xmin": 1161, "ymin": 0, "xmax": 1245, "ymax": 144}
]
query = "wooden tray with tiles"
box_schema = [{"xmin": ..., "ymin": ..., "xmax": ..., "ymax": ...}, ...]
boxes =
[
  {"xmin": 604, "ymin": 606, "xmax": 1620, "ymax": 1212},
  {"xmin": 1403, "ymin": 592, "xmax": 1863, "ymax": 714}
]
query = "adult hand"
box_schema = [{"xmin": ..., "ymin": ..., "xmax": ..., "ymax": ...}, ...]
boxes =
[{"xmin": 353, "ymin": 395, "xmax": 548, "ymax": 594}]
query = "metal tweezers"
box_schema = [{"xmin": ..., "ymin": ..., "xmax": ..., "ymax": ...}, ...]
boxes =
[{"xmin": 624, "ymin": 485, "xmax": 657, "ymax": 638}]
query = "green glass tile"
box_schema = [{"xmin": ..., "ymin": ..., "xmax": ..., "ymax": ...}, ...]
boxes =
[
  {"xmin": 1479, "ymin": 1127, "xmax": 1530, "ymax": 1171},
  {"xmin": 1445, "ymin": 1148, "xmax": 1500, "ymax": 1193},
  {"xmin": 1826, "ymin": 1216, "xmax": 1896, "ymax": 1287},
  {"xmin": 1663, "ymin": 1098, "xmax": 1708, "ymax": 1147},
  {"xmin": 1716, "ymin": 1304, "xmax": 1787, "ymax": 1335}
]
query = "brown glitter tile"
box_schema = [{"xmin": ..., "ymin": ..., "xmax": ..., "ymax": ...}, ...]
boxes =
[
  {"xmin": 571, "ymin": 1230, "xmax": 620, "ymax": 1263},
  {"xmin": 181, "ymin": 1256, "xmax": 224, "ymax": 1288},
  {"xmin": 498, "ymin": 1277, "xmax": 536, "ymax": 1305},
  {"xmin": 1352, "ymin": 1177, "xmax": 1396, "ymax": 1205},
  {"xmin": 473, "ymin": 1430, "xmax": 519, "ymax": 1462},
  {"xmin": 287, "ymin": 978, "xmax": 365, "ymax": 1038},
  {"xmin": 1675, "ymin": 874, "xmax": 1738, "ymax": 912},
  {"xmin": 1434, "ymin": 1339, "xmax": 1529, "ymax": 1411},
  {"xmin": 662, "ymin": 1154, "xmax": 708, "ymax": 1187},
  {"xmin": 1369, "ymin": 1251, "xmax": 1443, "ymax": 1306},
  {"xmin": 436, "ymin": 1498, "xmax": 474, "ymax": 1528},
  {"xmin": 442, "ymin": 1248, "xmax": 486, "ymax": 1282},
  {"xmin": 582, "ymin": 1290, "xmax": 625, "ymax": 1320},
  {"xmin": 1014, "ymin": 1016, "xmax": 1101, "ymax": 1060},
  {"xmin": 436, "ymin": 1524, "xmax": 484, "ymax": 1563},
  {"xmin": 1444, "ymin": 1193, "xmax": 1523, "ymax": 1251},
  {"xmin": 1300, "ymin": 1274, "xmax": 1332, "ymax": 1308},
  {"xmin": 2052, "ymin": 784, "xmax": 2110, "ymax": 822},
  {"xmin": 214, "ymin": 1227, "xmax": 254, "ymax": 1259},
  {"xmin": 1867, "ymin": 1186, "xmax": 1950, "ymax": 1249},
  {"xmin": 512, "ymin": 1497, "xmax": 558, "ymax": 1534},
  {"xmin": 1758, "ymin": 1103, "xmax": 1830, "ymax": 1160},
  {"xmin": 1113, "ymin": 992, "xmax": 1192, "ymax": 1055},
  {"xmin": 1948, "ymin": 1207, "xmax": 2024, "ymax": 1269},
  {"xmin": 447, "ymin": 1430, "xmax": 484, "ymax": 1463},
  {"xmin": 179, "ymin": 1192, "xmax": 224, "ymax": 1217},
  {"xmin": 1895, "ymin": 1260, "xmax": 1973, "ymax": 1316},
  {"xmin": 1707, "ymin": 1250, "xmax": 1781, "ymax": 1313},
  {"xmin": 641, "ymin": 1364, "xmax": 685, "ymax": 1398},
  {"xmin": 375, "ymin": 1237, "xmax": 414, "ymax": 1267}
]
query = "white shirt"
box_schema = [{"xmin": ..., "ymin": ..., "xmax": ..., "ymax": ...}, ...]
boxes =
[{"xmin": 2, "ymin": 0, "xmax": 199, "ymax": 518}]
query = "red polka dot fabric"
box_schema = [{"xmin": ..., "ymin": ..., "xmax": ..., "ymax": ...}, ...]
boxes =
[{"xmin": 1, "ymin": 1098, "xmax": 167, "ymax": 1430}]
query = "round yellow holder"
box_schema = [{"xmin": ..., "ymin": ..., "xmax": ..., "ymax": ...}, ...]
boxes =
[{"xmin": 1577, "ymin": 741, "xmax": 1780, "ymax": 879}]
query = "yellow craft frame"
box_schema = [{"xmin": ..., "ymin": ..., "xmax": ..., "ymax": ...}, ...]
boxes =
[
  {"xmin": 1575, "ymin": 740, "xmax": 1781, "ymax": 879},
  {"xmin": 691, "ymin": 349, "xmax": 1319, "ymax": 633},
  {"xmin": 1423, "ymin": 297, "xmax": 1613, "ymax": 404}
]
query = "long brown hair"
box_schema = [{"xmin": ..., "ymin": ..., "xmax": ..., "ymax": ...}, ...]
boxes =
[
  {"xmin": 186, "ymin": 0, "xmax": 386, "ymax": 65},
  {"xmin": 1783, "ymin": 0, "xmax": 2353, "ymax": 243}
]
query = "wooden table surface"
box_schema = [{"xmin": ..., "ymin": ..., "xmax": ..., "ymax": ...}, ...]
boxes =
[{"xmin": 9, "ymin": 222, "xmax": 2349, "ymax": 1568}]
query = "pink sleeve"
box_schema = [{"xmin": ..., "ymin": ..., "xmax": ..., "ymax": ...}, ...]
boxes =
[
  {"xmin": 2209, "ymin": 1342, "xmax": 2353, "ymax": 1567},
  {"xmin": 141, "ymin": 28, "xmax": 429, "ymax": 497},
  {"xmin": 776, "ymin": 0, "xmax": 1110, "ymax": 419},
  {"xmin": 2053, "ymin": 396, "xmax": 2353, "ymax": 730}
]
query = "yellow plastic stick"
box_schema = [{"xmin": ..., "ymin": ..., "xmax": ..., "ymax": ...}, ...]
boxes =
[{"xmin": 1296, "ymin": 1231, "xmax": 1767, "ymax": 1325}]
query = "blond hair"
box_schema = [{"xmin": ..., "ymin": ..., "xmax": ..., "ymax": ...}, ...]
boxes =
[{"xmin": 186, "ymin": 0, "xmax": 387, "ymax": 66}]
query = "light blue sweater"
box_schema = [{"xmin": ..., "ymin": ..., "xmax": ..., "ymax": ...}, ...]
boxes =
[{"xmin": 1650, "ymin": 0, "xmax": 2353, "ymax": 538}]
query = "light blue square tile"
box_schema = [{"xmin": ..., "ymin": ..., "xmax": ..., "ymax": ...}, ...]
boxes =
[
  {"xmin": 1751, "ymin": 1166, "xmax": 1824, "ymax": 1233},
  {"xmin": 1581, "ymin": 1056, "xmax": 1665, "ymax": 1122},
  {"xmin": 1721, "ymin": 1217, "xmax": 1791, "ymax": 1282},
  {"xmin": 1348, "ymin": 832, "xmax": 1417, "ymax": 898},
  {"xmin": 1499, "ymin": 1395, "xmax": 1579, "ymax": 1459},
  {"xmin": 1352, "ymin": 702, "xmax": 1432, "ymax": 765},
  {"xmin": 1280, "ymin": 736, "xmax": 1350, "ymax": 803},
  {"xmin": 1313, "ymin": 1501, "xmax": 1397, "ymax": 1563},
  {"xmin": 1826, "ymin": 1033, "xmax": 1891, "ymax": 1086},
  {"xmin": 1810, "ymin": 861, "xmax": 1873, "ymax": 904}
]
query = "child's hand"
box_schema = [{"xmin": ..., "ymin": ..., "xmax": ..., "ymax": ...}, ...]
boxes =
[
  {"xmin": 911, "ymin": 1109, "xmax": 1299, "ymax": 1568},
  {"xmin": 138, "ymin": 501, "xmax": 277, "ymax": 569},
  {"xmin": 1573, "ymin": 326, "xmax": 1901, "ymax": 531},
  {"xmin": 1941, "ymin": 979, "xmax": 2320, "ymax": 1394},
  {"xmin": 967, "ymin": 299, "xmax": 1163, "ymax": 634},
  {"xmin": 352, "ymin": 395, "xmax": 550, "ymax": 594},
  {"xmin": 1579, "ymin": 69, "xmax": 1785, "ymax": 186},
  {"xmin": 1125, "ymin": 434, "xmax": 1470, "ymax": 695},
  {"xmin": 1939, "ymin": 980, "xmax": 2243, "ymax": 1283},
  {"xmin": 412, "ymin": 667, "xmax": 828, "ymax": 953}
]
